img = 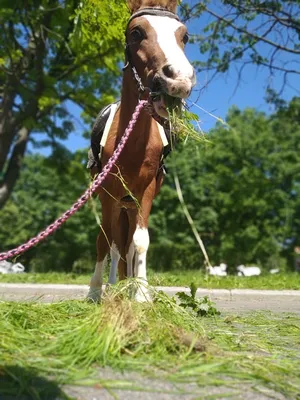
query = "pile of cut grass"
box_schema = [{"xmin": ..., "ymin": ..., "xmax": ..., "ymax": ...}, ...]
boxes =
[
  {"xmin": 0, "ymin": 282, "xmax": 299, "ymax": 399},
  {"xmin": 0, "ymin": 283, "xmax": 206, "ymax": 398},
  {"xmin": 1, "ymin": 270, "xmax": 299, "ymax": 290}
]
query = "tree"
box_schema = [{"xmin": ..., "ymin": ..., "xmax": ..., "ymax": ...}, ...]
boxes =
[
  {"xmin": 150, "ymin": 97, "xmax": 300, "ymax": 271},
  {"xmin": 0, "ymin": 0, "xmax": 129, "ymax": 209},
  {"xmin": 181, "ymin": 0, "xmax": 300, "ymax": 95},
  {"xmin": 0, "ymin": 151, "xmax": 100, "ymax": 272}
]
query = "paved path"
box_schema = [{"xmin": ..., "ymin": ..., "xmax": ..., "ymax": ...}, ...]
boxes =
[
  {"xmin": 1, "ymin": 366, "xmax": 287, "ymax": 400},
  {"xmin": 0, "ymin": 283, "xmax": 299, "ymax": 313},
  {"xmin": 62, "ymin": 367, "xmax": 286, "ymax": 400}
]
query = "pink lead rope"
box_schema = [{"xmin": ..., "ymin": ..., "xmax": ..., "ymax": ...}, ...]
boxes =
[{"xmin": 0, "ymin": 100, "xmax": 147, "ymax": 262}]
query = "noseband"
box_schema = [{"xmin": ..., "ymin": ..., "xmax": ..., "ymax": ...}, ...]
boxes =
[{"xmin": 123, "ymin": 7, "xmax": 180, "ymax": 97}]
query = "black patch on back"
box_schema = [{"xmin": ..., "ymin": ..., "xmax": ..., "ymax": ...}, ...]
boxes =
[
  {"xmin": 121, "ymin": 195, "xmax": 135, "ymax": 202},
  {"xmin": 87, "ymin": 101, "xmax": 121, "ymax": 169}
]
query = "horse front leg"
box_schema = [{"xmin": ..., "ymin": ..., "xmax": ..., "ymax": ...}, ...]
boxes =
[
  {"xmin": 132, "ymin": 184, "xmax": 155, "ymax": 302},
  {"xmin": 133, "ymin": 225, "xmax": 151, "ymax": 302},
  {"xmin": 87, "ymin": 230, "xmax": 110, "ymax": 302}
]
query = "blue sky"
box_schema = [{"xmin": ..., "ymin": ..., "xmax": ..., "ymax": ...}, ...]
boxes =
[{"xmin": 31, "ymin": 4, "xmax": 299, "ymax": 156}]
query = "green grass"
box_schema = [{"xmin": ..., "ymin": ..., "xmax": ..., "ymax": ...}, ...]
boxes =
[
  {"xmin": 1, "ymin": 270, "xmax": 299, "ymax": 290},
  {"xmin": 149, "ymin": 270, "xmax": 300, "ymax": 290},
  {"xmin": 0, "ymin": 282, "xmax": 299, "ymax": 399}
]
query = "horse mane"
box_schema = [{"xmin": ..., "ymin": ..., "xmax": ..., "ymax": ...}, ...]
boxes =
[{"xmin": 127, "ymin": 0, "xmax": 179, "ymax": 14}]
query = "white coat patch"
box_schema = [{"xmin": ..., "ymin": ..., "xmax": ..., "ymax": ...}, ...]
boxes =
[
  {"xmin": 144, "ymin": 16, "xmax": 194, "ymax": 80},
  {"xmin": 133, "ymin": 226, "xmax": 149, "ymax": 254}
]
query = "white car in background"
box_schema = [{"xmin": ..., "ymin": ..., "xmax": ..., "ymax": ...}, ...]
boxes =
[
  {"xmin": 236, "ymin": 264, "xmax": 261, "ymax": 276},
  {"xmin": 207, "ymin": 263, "xmax": 227, "ymax": 276},
  {"xmin": 0, "ymin": 260, "xmax": 25, "ymax": 274}
]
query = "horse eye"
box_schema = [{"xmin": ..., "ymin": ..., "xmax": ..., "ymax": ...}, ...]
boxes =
[
  {"xmin": 183, "ymin": 33, "xmax": 189, "ymax": 45},
  {"xmin": 131, "ymin": 28, "xmax": 144, "ymax": 42}
]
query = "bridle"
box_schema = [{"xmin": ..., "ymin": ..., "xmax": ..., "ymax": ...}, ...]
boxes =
[{"xmin": 123, "ymin": 7, "xmax": 180, "ymax": 99}]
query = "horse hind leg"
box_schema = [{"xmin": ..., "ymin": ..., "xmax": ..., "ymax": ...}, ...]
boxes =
[
  {"xmin": 125, "ymin": 209, "xmax": 138, "ymax": 279},
  {"xmin": 114, "ymin": 208, "xmax": 130, "ymax": 281},
  {"xmin": 108, "ymin": 242, "xmax": 120, "ymax": 285},
  {"xmin": 87, "ymin": 203, "xmax": 112, "ymax": 302}
]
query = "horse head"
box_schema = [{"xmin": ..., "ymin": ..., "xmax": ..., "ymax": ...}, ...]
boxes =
[{"xmin": 126, "ymin": 0, "xmax": 196, "ymax": 118}]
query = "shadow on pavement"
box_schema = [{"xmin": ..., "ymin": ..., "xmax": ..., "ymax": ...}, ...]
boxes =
[{"xmin": 0, "ymin": 365, "xmax": 71, "ymax": 400}]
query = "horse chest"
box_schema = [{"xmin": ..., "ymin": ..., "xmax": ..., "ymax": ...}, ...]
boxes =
[{"xmin": 101, "ymin": 136, "xmax": 161, "ymax": 199}]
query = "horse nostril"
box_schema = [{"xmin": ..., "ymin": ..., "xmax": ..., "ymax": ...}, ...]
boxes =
[{"xmin": 162, "ymin": 64, "xmax": 176, "ymax": 79}]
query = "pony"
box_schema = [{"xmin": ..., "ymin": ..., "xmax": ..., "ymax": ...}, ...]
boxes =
[{"xmin": 87, "ymin": 0, "xmax": 195, "ymax": 301}]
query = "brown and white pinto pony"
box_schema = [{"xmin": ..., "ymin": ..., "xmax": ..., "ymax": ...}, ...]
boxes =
[{"xmin": 88, "ymin": 0, "xmax": 195, "ymax": 302}]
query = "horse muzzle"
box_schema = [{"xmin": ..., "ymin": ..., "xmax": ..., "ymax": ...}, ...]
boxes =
[
  {"xmin": 153, "ymin": 69, "xmax": 196, "ymax": 97},
  {"xmin": 150, "ymin": 70, "xmax": 196, "ymax": 118}
]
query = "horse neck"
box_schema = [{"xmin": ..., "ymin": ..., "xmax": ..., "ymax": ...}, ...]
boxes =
[{"xmin": 118, "ymin": 68, "xmax": 152, "ymax": 137}]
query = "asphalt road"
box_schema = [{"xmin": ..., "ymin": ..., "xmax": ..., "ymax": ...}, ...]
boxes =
[{"xmin": 0, "ymin": 283, "xmax": 299, "ymax": 314}]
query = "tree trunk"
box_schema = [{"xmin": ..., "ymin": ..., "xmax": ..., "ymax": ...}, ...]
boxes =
[
  {"xmin": 0, "ymin": 78, "xmax": 18, "ymax": 173},
  {"xmin": 0, "ymin": 127, "xmax": 29, "ymax": 209}
]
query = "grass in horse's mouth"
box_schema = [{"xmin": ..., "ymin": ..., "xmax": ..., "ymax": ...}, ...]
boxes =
[
  {"xmin": 163, "ymin": 93, "xmax": 183, "ymax": 112},
  {"xmin": 151, "ymin": 92, "xmax": 209, "ymax": 144},
  {"xmin": 163, "ymin": 95, "xmax": 209, "ymax": 145}
]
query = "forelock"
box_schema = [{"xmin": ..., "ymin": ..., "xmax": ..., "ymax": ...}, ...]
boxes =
[{"xmin": 127, "ymin": 0, "xmax": 178, "ymax": 14}]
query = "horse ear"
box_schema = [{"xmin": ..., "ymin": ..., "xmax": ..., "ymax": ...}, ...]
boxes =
[
  {"xmin": 127, "ymin": 0, "xmax": 142, "ymax": 13},
  {"xmin": 127, "ymin": 0, "xmax": 180, "ymax": 14},
  {"xmin": 168, "ymin": 0, "xmax": 180, "ymax": 13}
]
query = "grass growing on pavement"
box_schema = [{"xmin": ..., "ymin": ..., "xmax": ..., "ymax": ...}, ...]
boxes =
[
  {"xmin": 1, "ymin": 270, "xmax": 299, "ymax": 290},
  {"xmin": 0, "ymin": 281, "xmax": 299, "ymax": 399}
]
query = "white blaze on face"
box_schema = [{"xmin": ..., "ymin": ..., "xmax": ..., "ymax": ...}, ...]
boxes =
[{"xmin": 144, "ymin": 15, "xmax": 194, "ymax": 82}]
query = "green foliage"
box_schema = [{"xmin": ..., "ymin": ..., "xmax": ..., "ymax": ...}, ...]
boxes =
[
  {"xmin": 148, "ymin": 243, "xmax": 202, "ymax": 270},
  {"xmin": 0, "ymin": 0, "xmax": 128, "ymax": 207},
  {"xmin": 0, "ymin": 0, "xmax": 127, "ymax": 118},
  {"xmin": 1, "ymin": 98, "xmax": 300, "ymax": 273},
  {"xmin": 0, "ymin": 153, "xmax": 99, "ymax": 271},
  {"xmin": 177, "ymin": 283, "xmax": 221, "ymax": 316},
  {"xmin": 150, "ymin": 97, "xmax": 300, "ymax": 271}
]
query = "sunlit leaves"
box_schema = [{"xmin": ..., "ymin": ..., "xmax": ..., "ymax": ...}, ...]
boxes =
[{"xmin": 0, "ymin": 0, "xmax": 128, "ymax": 206}]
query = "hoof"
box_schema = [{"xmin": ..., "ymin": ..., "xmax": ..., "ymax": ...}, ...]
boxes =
[
  {"xmin": 104, "ymin": 283, "xmax": 114, "ymax": 296},
  {"xmin": 86, "ymin": 287, "xmax": 102, "ymax": 303},
  {"xmin": 135, "ymin": 284, "xmax": 152, "ymax": 303}
]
